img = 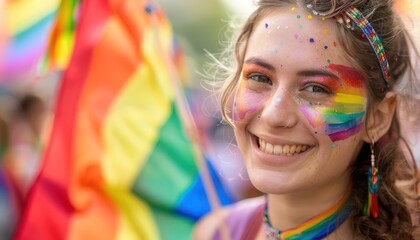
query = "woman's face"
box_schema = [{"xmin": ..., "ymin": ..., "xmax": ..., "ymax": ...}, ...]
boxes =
[{"xmin": 233, "ymin": 7, "xmax": 368, "ymax": 194}]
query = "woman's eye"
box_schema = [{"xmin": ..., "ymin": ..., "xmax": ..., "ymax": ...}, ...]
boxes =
[
  {"xmin": 303, "ymin": 84, "xmax": 331, "ymax": 94},
  {"xmin": 247, "ymin": 73, "xmax": 272, "ymax": 85}
]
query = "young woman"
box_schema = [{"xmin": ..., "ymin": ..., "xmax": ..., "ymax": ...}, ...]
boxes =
[{"xmin": 194, "ymin": 0, "xmax": 420, "ymax": 239}]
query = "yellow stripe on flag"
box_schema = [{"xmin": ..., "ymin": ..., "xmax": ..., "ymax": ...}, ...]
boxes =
[
  {"xmin": 102, "ymin": 28, "xmax": 173, "ymax": 189},
  {"xmin": 104, "ymin": 184, "xmax": 160, "ymax": 240}
]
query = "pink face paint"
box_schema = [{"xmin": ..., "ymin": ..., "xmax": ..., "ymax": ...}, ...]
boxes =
[
  {"xmin": 300, "ymin": 64, "xmax": 367, "ymax": 142},
  {"xmin": 233, "ymin": 79, "xmax": 266, "ymax": 121},
  {"xmin": 300, "ymin": 105, "xmax": 324, "ymax": 128}
]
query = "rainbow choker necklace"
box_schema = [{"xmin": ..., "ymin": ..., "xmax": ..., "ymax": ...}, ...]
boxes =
[{"xmin": 263, "ymin": 189, "xmax": 352, "ymax": 240}]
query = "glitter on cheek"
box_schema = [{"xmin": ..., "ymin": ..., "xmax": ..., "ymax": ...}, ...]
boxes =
[
  {"xmin": 323, "ymin": 29, "xmax": 329, "ymax": 34},
  {"xmin": 309, "ymin": 38, "xmax": 315, "ymax": 43},
  {"xmin": 297, "ymin": 15, "xmax": 301, "ymax": 19},
  {"xmin": 294, "ymin": 34, "xmax": 299, "ymax": 40},
  {"xmin": 307, "ymin": 15, "xmax": 313, "ymax": 19},
  {"xmin": 275, "ymin": 97, "xmax": 282, "ymax": 107},
  {"xmin": 265, "ymin": 23, "xmax": 269, "ymax": 29},
  {"xmin": 299, "ymin": 24, "xmax": 303, "ymax": 29}
]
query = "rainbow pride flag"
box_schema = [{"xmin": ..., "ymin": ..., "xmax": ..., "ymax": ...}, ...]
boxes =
[
  {"xmin": 0, "ymin": 0, "xmax": 59, "ymax": 82},
  {"xmin": 15, "ymin": 0, "xmax": 232, "ymax": 239}
]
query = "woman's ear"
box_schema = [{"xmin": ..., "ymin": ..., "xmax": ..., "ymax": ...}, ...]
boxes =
[{"xmin": 362, "ymin": 92, "xmax": 397, "ymax": 142}]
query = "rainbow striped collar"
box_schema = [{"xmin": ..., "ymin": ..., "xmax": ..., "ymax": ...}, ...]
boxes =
[{"xmin": 263, "ymin": 189, "xmax": 352, "ymax": 240}]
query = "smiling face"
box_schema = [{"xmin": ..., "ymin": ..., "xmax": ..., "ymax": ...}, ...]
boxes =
[{"xmin": 232, "ymin": 7, "xmax": 368, "ymax": 194}]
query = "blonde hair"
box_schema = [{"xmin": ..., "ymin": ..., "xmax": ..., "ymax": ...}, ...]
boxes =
[{"xmin": 214, "ymin": 0, "xmax": 420, "ymax": 239}]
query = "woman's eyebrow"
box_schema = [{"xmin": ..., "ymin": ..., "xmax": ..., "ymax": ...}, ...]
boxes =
[
  {"xmin": 297, "ymin": 69, "xmax": 340, "ymax": 80},
  {"xmin": 244, "ymin": 57, "xmax": 276, "ymax": 72}
]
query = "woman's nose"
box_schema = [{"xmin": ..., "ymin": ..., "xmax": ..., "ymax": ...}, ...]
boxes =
[{"xmin": 259, "ymin": 90, "xmax": 299, "ymax": 128}]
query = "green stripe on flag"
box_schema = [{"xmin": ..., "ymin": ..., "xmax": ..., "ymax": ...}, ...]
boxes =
[{"xmin": 131, "ymin": 102, "xmax": 198, "ymax": 238}]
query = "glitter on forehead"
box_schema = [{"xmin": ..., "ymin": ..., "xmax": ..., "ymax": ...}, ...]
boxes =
[
  {"xmin": 307, "ymin": 15, "xmax": 313, "ymax": 19},
  {"xmin": 299, "ymin": 24, "xmax": 303, "ymax": 29},
  {"xmin": 323, "ymin": 29, "xmax": 329, "ymax": 34},
  {"xmin": 294, "ymin": 34, "xmax": 299, "ymax": 40},
  {"xmin": 265, "ymin": 23, "xmax": 269, "ymax": 29},
  {"xmin": 309, "ymin": 38, "xmax": 315, "ymax": 43},
  {"xmin": 297, "ymin": 15, "xmax": 301, "ymax": 19}
]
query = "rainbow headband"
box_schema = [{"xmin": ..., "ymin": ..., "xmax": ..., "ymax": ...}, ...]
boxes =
[{"xmin": 344, "ymin": 6, "xmax": 390, "ymax": 88}]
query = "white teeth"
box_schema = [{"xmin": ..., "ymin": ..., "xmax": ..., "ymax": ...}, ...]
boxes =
[
  {"xmin": 290, "ymin": 145, "xmax": 296, "ymax": 154},
  {"xmin": 296, "ymin": 145, "xmax": 302, "ymax": 153},
  {"xmin": 266, "ymin": 143, "xmax": 273, "ymax": 154},
  {"xmin": 273, "ymin": 145, "xmax": 282, "ymax": 155},
  {"xmin": 258, "ymin": 139, "xmax": 310, "ymax": 156}
]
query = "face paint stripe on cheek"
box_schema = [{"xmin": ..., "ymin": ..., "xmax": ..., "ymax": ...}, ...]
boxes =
[
  {"xmin": 325, "ymin": 116, "xmax": 364, "ymax": 135},
  {"xmin": 323, "ymin": 111, "xmax": 365, "ymax": 124},
  {"xmin": 320, "ymin": 92, "xmax": 366, "ymax": 141},
  {"xmin": 328, "ymin": 124, "xmax": 363, "ymax": 142},
  {"xmin": 325, "ymin": 103, "xmax": 365, "ymax": 113},
  {"xmin": 334, "ymin": 93, "xmax": 365, "ymax": 105}
]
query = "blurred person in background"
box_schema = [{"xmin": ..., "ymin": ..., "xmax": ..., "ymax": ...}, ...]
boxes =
[{"xmin": 4, "ymin": 93, "xmax": 47, "ymax": 197}]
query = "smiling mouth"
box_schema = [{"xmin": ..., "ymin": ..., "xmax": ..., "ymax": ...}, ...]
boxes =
[{"xmin": 258, "ymin": 138, "xmax": 311, "ymax": 156}]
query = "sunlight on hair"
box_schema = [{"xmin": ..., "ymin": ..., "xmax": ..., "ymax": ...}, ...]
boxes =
[{"xmin": 221, "ymin": 0, "xmax": 257, "ymax": 16}]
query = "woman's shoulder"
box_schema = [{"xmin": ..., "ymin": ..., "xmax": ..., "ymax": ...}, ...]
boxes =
[{"xmin": 192, "ymin": 196, "xmax": 265, "ymax": 240}]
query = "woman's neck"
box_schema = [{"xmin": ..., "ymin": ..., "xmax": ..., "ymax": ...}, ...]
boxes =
[{"xmin": 267, "ymin": 175, "xmax": 351, "ymax": 231}]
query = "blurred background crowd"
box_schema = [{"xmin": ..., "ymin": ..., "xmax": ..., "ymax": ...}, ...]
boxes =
[{"xmin": 0, "ymin": 0, "xmax": 418, "ymax": 239}]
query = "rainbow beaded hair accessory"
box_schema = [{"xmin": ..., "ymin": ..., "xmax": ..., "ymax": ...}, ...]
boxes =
[
  {"xmin": 263, "ymin": 188, "xmax": 352, "ymax": 240},
  {"xmin": 345, "ymin": 6, "xmax": 391, "ymax": 88}
]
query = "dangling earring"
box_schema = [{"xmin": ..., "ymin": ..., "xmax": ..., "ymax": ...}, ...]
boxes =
[{"xmin": 363, "ymin": 137, "xmax": 380, "ymax": 218}]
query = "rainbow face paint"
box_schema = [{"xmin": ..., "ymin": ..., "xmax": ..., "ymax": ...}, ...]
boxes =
[{"xmin": 299, "ymin": 64, "xmax": 367, "ymax": 142}]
